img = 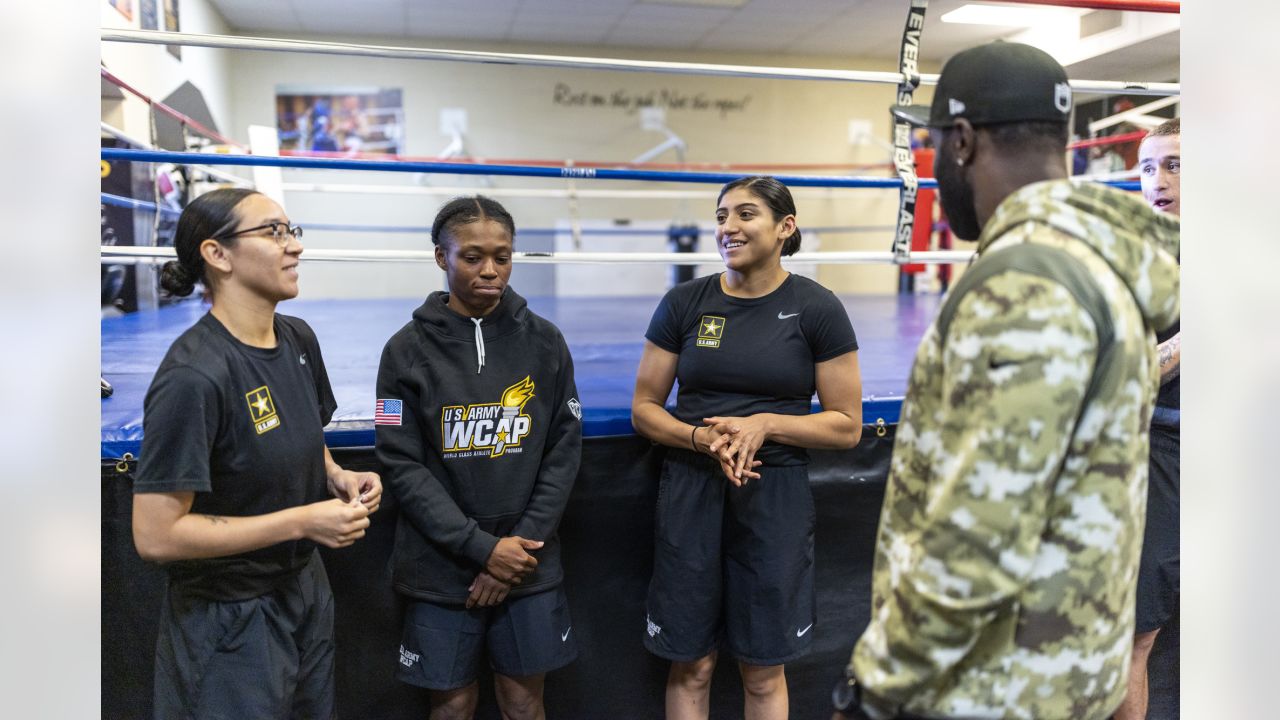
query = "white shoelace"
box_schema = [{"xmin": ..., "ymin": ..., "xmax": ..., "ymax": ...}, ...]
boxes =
[{"xmin": 471, "ymin": 317, "xmax": 486, "ymax": 374}]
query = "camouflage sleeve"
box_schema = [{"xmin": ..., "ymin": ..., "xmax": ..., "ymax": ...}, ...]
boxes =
[{"xmin": 851, "ymin": 271, "xmax": 1099, "ymax": 703}]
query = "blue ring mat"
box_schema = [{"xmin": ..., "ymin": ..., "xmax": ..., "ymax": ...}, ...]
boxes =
[{"xmin": 101, "ymin": 293, "xmax": 942, "ymax": 459}]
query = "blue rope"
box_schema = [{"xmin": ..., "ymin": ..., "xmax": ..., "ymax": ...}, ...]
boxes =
[
  {"xmin": 100, "ymin": 149, "xmax": 1141, "ymax": 192},
  {"xmin": 100, "ymin": 192, "xmax": 180, "ymax": 215}
]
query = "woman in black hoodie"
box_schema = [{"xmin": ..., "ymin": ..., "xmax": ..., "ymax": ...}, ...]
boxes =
[{"xmin": 375, "ymin": 196, "xmax": 582, "ymax": 720}]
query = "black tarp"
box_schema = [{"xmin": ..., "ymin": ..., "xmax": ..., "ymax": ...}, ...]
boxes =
[{"xmin": 103, "ymin": 429, "xmax": 894, "ymax": 719}]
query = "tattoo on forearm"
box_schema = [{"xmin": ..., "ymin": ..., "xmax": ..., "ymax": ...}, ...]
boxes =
[
  {"xmin": 200, "ymin": 514, "xmax": 228, "ymax": 525},
  {"xmin": 1157, "ymin": 333, "xmax": 1181, "ymax": 384}
]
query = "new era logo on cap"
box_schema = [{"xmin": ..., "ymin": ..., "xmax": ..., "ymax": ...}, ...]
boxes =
[
  {"xmin": 949, "ymin": 98, "xmax": 966, "ymax": 116},
  {"xmin": 1054, "ymin": 82, "xmax": 1072, "ymax": 113}
]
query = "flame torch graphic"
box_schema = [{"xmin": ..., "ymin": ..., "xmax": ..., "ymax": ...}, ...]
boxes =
[{"xmin": 492, "ymin": 376, "xmax": 535, "ymax": 456}]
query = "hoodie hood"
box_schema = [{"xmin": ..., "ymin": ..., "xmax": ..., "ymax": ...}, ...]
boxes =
[
  {"xmin": 412, "ymin": 287, "xmax": 529, "ymax": 338},
  {"xmin": 977, "ymin": 179, "xmax": 1180, "ymax": 333},
  {"xmin": 412, "ymin": 287, "xmax": 530, "ymax": 373}
]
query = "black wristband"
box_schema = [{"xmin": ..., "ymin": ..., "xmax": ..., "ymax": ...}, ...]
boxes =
[{"xmin": 690, "ymin": 424, "xmax": 699, "ymax": 452}]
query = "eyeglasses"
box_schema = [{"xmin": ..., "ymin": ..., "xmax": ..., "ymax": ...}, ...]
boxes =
[{"xmin": 214, "ymin": 222, "xmax": 304, "ymax": 247}]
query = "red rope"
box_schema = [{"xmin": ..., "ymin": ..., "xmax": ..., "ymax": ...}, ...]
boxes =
[
  {"xmin": 101, "ymin": 67, "xmax": 247, "ymax": 150},
  {"xmin": 1068, "ymin": 130, "xmax": 1148, "ymax": 150},
  {"xmin": 991, "ymin": 0, "xmax": 1179, "ymax": 13}
]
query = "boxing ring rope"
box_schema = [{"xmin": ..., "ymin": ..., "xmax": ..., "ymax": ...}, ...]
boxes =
[
  {"xmin": 102, "ymin": 148, "xmax": 1142, "ymax": 192},
  {"xmin": 276, "ymin": 183, "xmax": 903, "ymax": 201},
  {"xmin": 992, "ymin": 0, "xmax": 1179, "ymax": 12},
  {"xmin": 280, "ymin": 150, "xmax": 892, "ymax": 174},
  {"xmin": 104, "ymin": 66, "xmax": 894, "ymax": 177},
  {"xmin": 100, "ymin": 67, "xmax": 246, "ymax": 151},
  {"xmin": 101, "ymin": 122, "xmax": 254, "ymax": 188},
  {"xmin": 100, "ymin": 245, "xmax": 976, "ymax": 267},
  {"xmin": 100, "ymin": 192, "xmax": 895, "ymax": 236},
  {"xmin": 100, "ymin": 30, "xmax": 1180, "ymax": 98},
  {"xmin": 1069, "ymin": 130, "xmax": 1149, "ymax": 150}
]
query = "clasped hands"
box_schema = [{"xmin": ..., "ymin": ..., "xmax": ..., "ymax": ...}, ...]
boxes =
[
  {"xmin": 694, "ymin": 415, "xmax": 769, "ymax": 487},
  {"xmin": 469, "ymin": 535, "xmax": 544, "ymax": 608}
]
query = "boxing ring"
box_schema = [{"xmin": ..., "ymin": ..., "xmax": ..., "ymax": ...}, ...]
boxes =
[
  {"xmin": 100, "ymin": 293, "xmax": 938, "ymax": 719},
  {"xmin": 100, "ymin": 1, "xmax": 1180, "ymax": 717}
]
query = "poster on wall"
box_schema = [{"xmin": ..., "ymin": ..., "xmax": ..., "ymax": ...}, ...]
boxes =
[
  {"xmin": 139, "ymin": 0, "xmax": 158, "ymax": 30},
  {"xmin": 275, "ymin": 86, "xmax": 404, "ymax": 155},
  {"xmin": 109, "ymin": 0, "xmax": 134, "ymax": 21},
  {"xmin": 164, "ymin": 0, "xmax": 180, "ymax": 59}
]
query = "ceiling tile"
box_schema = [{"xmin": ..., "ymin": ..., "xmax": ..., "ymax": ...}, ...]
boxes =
[{"xmin": 198, "ymin": 0, "xmax": 1177, "ymax": 74}]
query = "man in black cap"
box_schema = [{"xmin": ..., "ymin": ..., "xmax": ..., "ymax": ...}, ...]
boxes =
[{"xmin": 830, "ymin": 42, "xmax": 1180, "ymax": 719}]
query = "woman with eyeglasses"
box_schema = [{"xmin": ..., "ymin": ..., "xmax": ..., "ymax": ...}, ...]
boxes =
[{"xmin": 131, "ymin": 188, "xmax": 382, "ymax": 720}]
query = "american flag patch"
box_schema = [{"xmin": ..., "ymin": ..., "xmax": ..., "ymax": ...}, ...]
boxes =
[{"xmin": 374, "ymin": 399, "xmax": 403, "ymax": 426}]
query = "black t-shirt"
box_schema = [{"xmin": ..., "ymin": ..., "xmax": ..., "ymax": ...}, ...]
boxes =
[
  {"xmin": 1155, "ymin": 319, "xmax": 1179, "ymax": 410},
  {"xmin": 645, "ymin": 273, "xmax": 858, "ymax": 466},
  {"xmin": 134, "ymin": 313, "xmax": 337, "ymax": 601}
]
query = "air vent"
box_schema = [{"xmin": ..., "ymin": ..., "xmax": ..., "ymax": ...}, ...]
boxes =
[{"xmin": 1080, "ymin": 10, "xmax": 1123, "ymax": 38}]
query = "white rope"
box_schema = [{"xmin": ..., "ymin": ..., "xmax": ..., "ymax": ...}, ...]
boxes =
[
  {"xmin": 1072, "ymin": 168, "xmax": 1140, "ymax": 182},
  {"xmin": 101, "ymin": 122, "xmax": 254, "ymax": 188},
  {"xmin": 280, "ymin": 182, "xmax": 873, "ymax": 200},
  {"xmin": 101, "ymin": 29, "xmax": 1180, "ymax": 97},
  {"xmin": 1088, "ymin": 95, "xmax": 1180, "ymax": 134},
  {"xmin": 101, "ymin": 246, "xmax": 975, "ymax": 265}
]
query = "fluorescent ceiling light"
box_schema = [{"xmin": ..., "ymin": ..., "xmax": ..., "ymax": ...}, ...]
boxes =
[{"xmin": 941, "ymin": 3, "xmax": 1064, "ymax": 27}]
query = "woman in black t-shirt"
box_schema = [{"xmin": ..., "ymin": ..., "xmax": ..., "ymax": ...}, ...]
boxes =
[
  {"xmin": 132, "ymin": 188, "xmax": 382, "ymax": 720},
  {"xmin": 631, "ymin": 176, "xmax": 862, "ymax": 720}
]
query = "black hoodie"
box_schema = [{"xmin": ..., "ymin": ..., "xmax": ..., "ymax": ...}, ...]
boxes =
[{"xmin": 375, "ymin": 288, "xmax": 582, "ymax": 603}]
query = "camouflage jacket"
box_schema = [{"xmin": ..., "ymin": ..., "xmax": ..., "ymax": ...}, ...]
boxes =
[{"xmin": 849, "ymin": 180, "xmax": 1179, "ymax": 719}]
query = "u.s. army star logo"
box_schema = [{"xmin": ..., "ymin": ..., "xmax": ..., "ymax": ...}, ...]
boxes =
[
  {"xmin": 245, "ymin": 385, "xmax": 281, "ymax": 435},
  {"xmin": 697, "ymin": 315, "xmax": 725, "ymax": 349}
]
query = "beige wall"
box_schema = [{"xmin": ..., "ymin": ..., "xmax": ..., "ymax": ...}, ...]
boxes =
[
  {"xmin": 227, "ymin": 37, "xmax": 943, "ymax": 298},
  {"xmin": 100, "ymin": 0, "xmax": 236, "ymax": 143},
  {"xmin": 104, "ymin": 5, "xmax": 947, "ymax": 299}
]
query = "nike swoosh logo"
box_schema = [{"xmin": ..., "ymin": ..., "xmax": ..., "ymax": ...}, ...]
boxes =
[
  {"xmin": 561, "ymin": 627, "xmax": 572, "ymax": 642},
  {"xmin": 778, "ymin": 312, "xmax": 799, "ymax": 320},
  {"xmin": 796, "ymin": 623, "xmax": 813, "ymax": 637}
]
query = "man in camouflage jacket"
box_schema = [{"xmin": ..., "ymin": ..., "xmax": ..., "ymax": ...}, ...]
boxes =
[{"xmin": 834, "ymin": 43, "xmax": 1180, "ymax": 720}]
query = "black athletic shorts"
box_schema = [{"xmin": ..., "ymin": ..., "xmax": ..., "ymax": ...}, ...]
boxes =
[
  {"xmin": 396, "ymin": 586, "xmax": 576, "ymax": 690},
  {"xmin": 152, "ymin": 550, "xmax": 335, "ymax": 720},
  {"xmin": 1136, "ymin": 424, "xmax": 1179, "ymax": 633},
  {"xmin": 644, "ymin": 449, "xmax": 816, "ymax": 666}
]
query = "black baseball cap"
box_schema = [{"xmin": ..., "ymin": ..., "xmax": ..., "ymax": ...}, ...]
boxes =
[{"xmin": 892, "ymin": 41, "xmax": 1073, "ymax": 128}]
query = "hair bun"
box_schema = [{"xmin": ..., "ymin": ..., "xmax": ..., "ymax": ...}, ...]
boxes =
[{"xmin": 159, "ymin": 260, "xmax": 197, "ymax": 297}]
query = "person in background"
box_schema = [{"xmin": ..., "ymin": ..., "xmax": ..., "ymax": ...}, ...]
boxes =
[{"xmin": 1115, "ymin": 115, "xmax": 1181, "ymax": 720}]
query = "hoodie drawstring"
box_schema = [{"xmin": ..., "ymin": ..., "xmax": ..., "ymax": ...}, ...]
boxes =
[{"xmin": 471, "ymin": 317, "xmax": 485, "ymax": 374}]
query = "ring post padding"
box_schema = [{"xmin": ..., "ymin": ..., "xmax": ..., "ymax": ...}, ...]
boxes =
[{"xmin": 890, "ymin": 1, "xmax": 929, "ymax": 264}]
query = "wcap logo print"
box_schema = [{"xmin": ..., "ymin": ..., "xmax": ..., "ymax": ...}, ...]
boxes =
[{"xmin": 441, "ymin": 376, "xmax": 536, "ymax": 458}]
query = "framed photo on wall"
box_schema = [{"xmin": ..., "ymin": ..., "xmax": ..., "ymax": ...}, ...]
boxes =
[
  {"xmin": 164, "ymin": 0, "xmax": 180, "ymax": 59},
  {"xmin": 109, "ymin": 0, "xmax": 134, "ymax": 22},
  {"xmin": 275, "ymin": 86, "xmax": 404, "ymax": 156}
]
